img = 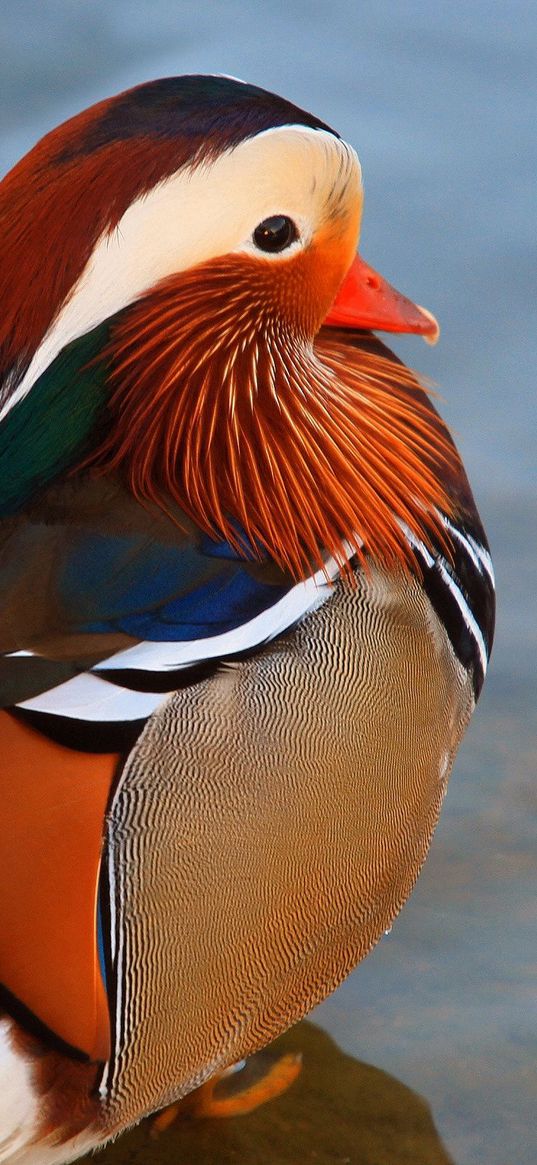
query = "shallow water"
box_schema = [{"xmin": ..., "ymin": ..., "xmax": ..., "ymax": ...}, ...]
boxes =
[
  {"xmin": 96, "ymin": 1022, "xmax": 457, "ymax": 1165},
  {"xmin": 1, "ymin": 4, "xmax": 535, "ymax": 1163}
]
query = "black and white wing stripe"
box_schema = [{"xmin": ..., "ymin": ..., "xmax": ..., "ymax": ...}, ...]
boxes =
[{"xmin": 405, "ymin": 514, "xmax": 495, "ymax": 698}]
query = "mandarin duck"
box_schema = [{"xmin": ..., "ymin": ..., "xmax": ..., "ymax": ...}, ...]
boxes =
[{"xmin": 0, "ymin": 75, "xmax": 494, "ymax": 1164}]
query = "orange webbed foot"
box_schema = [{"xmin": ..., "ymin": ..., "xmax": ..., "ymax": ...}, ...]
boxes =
[{"xmin": 150, "ymin": 1049, "xmax": 302, "ymax": 1134}]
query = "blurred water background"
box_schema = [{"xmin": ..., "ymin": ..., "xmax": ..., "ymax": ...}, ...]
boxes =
[{"xmin": 1, "ymin": 3, "xmax": 535, "ymax": 1162}]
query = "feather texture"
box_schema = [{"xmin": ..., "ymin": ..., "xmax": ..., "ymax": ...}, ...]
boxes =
[{"xmin": 0, "ymin": 74, "xmax": 495, "ymax": 1164}]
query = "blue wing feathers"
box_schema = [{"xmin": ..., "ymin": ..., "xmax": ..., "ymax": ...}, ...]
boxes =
[{"xmin": 58, "ymin": 529, "xmax": 290, "ymax": 641}]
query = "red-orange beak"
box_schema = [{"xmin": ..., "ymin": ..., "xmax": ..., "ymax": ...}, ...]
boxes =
[{"xmin": 324, "ymin": 253, "xmax": 440, "ymax": 344}]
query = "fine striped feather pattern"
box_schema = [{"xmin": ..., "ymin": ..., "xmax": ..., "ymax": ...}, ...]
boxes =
[{"xmin": 97, "ymin": 564, "xmax": 474, "ymax": 1121}]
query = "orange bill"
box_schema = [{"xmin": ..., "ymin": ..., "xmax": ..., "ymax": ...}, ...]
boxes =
[{"xmin": 324, "ymin": 253, "xmax": 440, "ymax": 342}]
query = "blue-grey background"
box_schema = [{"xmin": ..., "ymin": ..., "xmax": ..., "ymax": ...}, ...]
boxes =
[{"xmin": 1, "ymin": 3, "xmax": 535, "ymax": 1162}]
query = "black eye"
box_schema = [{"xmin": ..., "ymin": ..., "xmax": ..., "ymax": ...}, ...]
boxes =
[{"xmin": 253, "ymin": 215, "xmax": 298, "ymax": 253}]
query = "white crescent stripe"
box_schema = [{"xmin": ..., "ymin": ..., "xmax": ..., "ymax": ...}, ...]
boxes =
[
  {"xmin": 14, "ymin": 551, "xmax": 358, "ymax": 721},
  {"xmin": 435, "ymin": 558, "xmax": 489, "ymax": 677},
  {"xmin": 94, "ymin": 554, "xmax": 343, "ymax": 673},
  {"xmin": 441, "ymin": 516, "xmax": 495, "ymax": 586},
  {"xmin": 401, "ymin": 517, "xmax": 490, "ymax": 676},
  {"xmin": 17, "ymin": 672, "xmax": 170, "ymax": 721}
]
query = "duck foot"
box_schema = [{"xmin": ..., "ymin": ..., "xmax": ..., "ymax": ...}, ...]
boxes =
[{"xmin": 150, "ymin": 1048, "xmax": 302, "ymax": 1133}]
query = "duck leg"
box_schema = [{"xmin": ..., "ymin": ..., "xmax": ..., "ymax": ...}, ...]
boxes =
[{"xmin": 151, "ymin": 1048, "xmax": 302, "ymax": 1131}]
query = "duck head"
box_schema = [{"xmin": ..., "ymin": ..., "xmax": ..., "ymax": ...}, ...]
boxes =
[{"xmin": 0, "ymin": 75, "xmax": 448, "ymax": 577}]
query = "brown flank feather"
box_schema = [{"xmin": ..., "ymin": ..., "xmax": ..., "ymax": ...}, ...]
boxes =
[{"xmin": 85, "ymin": 251, "xmax": 455, "ymax": 579}]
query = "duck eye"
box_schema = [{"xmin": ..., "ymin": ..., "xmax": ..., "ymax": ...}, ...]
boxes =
[{"xmin": 253, "ymin": 215, "xmax": 298, "ymax": 253}]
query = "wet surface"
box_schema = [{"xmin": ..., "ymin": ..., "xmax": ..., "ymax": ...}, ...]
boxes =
[
  {"xmin": 1, "ymin": 4, "xmax": 535, "ymax": 1163},
  {"xmin": 96, "ymin": 1022, "xmax": 456, "ymax": 1165}
]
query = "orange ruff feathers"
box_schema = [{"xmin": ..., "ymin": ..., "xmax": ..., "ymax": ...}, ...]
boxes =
[{"xmin": 86, "ymin": 253, "xmax": 455, "ymax": 578}]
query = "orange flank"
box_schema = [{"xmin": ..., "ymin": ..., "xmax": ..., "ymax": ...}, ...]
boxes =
[{"xmin": 0, "ymin": 711, "xmax": 118, "ymax": 1060}]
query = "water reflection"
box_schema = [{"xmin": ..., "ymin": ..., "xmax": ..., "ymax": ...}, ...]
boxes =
[{"xmin": 96, "ymin": 1021, "xmax": 454, "ymax": 1165}]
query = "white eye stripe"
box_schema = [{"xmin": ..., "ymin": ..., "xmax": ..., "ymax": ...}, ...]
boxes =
[{"xmin": 1, "ymin": 127, "xmax": 361, "ymax": 423}]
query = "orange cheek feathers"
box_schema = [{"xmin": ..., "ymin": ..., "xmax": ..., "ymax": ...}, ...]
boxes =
[{"xmin": 271, "ymin": 199, "xmax": 362, "ymax": 337}]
